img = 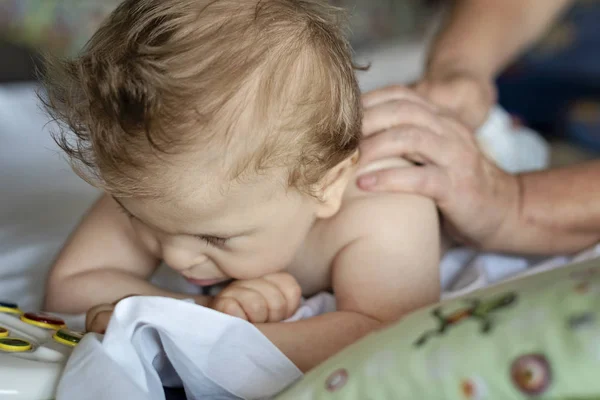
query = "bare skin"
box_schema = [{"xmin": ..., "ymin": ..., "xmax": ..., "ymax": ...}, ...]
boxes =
[
  {"xmin": 47, "ymin": 146, "xmax": 441, "ymax": 372},
  {"xmin": 358, "ymin": 88, "xmax": 600, "ymax": 255},
  {"xmin": 357, "ymin": 0, "xmax": 600, "ymax": 256},
  {"xmin": 417, "ymin": 0, "xmax": 573, "ymax": 128}
]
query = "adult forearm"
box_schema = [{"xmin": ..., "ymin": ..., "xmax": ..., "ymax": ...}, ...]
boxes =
[
  {"xmin": 427, "ymin": 0, "xmax": 572, "ymax": 79},
  {"xmin": 491, "ymin": 161, "xmax": 600, "ymax": 255},
  {"xmin": 257, "ymin": 311, "xmax": 381, "ymax": 372},
  {"xmin": 45, "ymin": 269, "xmax": 210, "ymax": 313}
]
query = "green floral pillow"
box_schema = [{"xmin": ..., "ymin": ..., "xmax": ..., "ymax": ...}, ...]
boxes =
[{"xmin": 276, "ymin": 258, "xmax": 600, "ymax": 400}]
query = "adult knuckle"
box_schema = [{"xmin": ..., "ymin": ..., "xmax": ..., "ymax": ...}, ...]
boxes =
[
  {"xmin": 420, "ymin": 172, "xmax": 441, "ymax": 196},
  {"xmin": 394, "ymin": 126, "xmax": 419, "ymax": 145},
  {"xmin": 460, "ymin": 146, "xmax": 479, "ymax": 167},
  {"xmin": 427, "ymin": 84, "xmax": 449, "ymax": 100},
  {"xmin": 441, "ymin": 114, "xmax": 462, "ymax": 132},
  {"xmin": 393, "ymin": 98, "xmax": 418, "ymax": 113},
  {"xmin": 385, "ymin": 84, "xmax": 410, "ymax": 97},
  {"xmin": 417, "ymin": 172, "xmax": 432, "ymax": 193},
  {"xmin": 366, "ymin": 133, "xmax": 393, "ymax": 154}
]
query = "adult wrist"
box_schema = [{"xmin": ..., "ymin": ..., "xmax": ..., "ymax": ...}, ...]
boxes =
[
  {"xmin": 481, "ymin": 172, "xmax": 524, "ymax": 252},
  {"xmin": 425, "ymin": 52, "xmax": 494, "ymax": 83}
]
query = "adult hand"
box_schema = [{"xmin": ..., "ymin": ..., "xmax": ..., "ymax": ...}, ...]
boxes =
[
  {"xmin": 414, "ymin": 68, "xmax": 496, "ymax": 129},
  {"xmin": 357, "ymin": 86, "xmax": 520, "ymax": 249}
]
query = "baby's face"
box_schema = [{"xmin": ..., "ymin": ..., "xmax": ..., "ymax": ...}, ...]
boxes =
[{"xmin": 116, "ymin": 171, "xmax": 318, "ymax": 286}]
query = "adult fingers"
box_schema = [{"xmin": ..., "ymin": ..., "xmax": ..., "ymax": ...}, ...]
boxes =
[
  {"xmin": 359, "ymin": 125, "xmax": 450, "ymax": 166},
  {"xmin": 357, "ymin": 165, "xmax": 447, "ymax": 202},
  {"xmin": 416, "ymin": 76, "xmax": 496, "ymax": 130},
  {"xmin": 362, "ymin": 99, "xmax": 445, "ymax": 137},
  {"xmin": 362, "ymin": 85, "xmax": 436, "ymax": 110}
]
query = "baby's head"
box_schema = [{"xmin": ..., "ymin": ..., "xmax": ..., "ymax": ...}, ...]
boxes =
[{"xmin": 44, "ymin": 0, "xmax": 361, "ymax": 283}]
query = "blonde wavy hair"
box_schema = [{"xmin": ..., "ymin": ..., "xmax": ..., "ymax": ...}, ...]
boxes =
[{"xmin": 43, "ymin": 0, "xmax": 363, "ymax": 198}]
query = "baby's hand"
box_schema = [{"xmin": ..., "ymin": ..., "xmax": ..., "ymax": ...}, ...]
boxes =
[
  {"xmin": 209, "ymin": 272, "xmax": 302, "ymax": 323},
  {"xmin": 85, "ymin": 294, "xmax": 138, "ymax": 334},
  {"xmin": 85, "ymin": 303, "xmax": 116, "ymax": 334}
]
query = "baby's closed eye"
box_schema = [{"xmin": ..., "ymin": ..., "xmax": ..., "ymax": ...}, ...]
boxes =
[{"xmin": 194, "ymin": 235, "xmax": 229, "ymax": 248}]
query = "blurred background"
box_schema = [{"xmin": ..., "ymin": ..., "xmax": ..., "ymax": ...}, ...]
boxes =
[{"xmin": 0, "ymin": 0, "xmax": 599, "ymax": 310}]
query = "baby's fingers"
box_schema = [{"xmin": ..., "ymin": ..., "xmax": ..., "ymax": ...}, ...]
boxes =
[
  {"xmin": 211, "ymin": 296, "xmax": 249, "ymax": 321},
  {"xmin": 263, "ymin": 273, "xmax": 302, "ymax": 319},
  {"xmin": 243, "ymin": 279, "xmax": 289, "ymax": 322},
  {"xmin": 85, "ymin": 304, "xmax": 115, "ymax": 334},
  {"xmin": 228, "ymin": 288, "xmax": 272, "ymax": 323}
]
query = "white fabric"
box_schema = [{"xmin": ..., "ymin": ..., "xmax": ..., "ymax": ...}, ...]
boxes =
[
  {"xmin": 57, "ymin": 294, "xmax": 337, "ymax": 400},
  {"xmin": 476, "ymin": 107, "xmax": 550, "ymax": 173}
]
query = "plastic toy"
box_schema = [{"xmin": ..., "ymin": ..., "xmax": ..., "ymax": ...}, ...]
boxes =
[{"xmin": 0, "ymin": 301, "xmax": 82, "ymax": 399}]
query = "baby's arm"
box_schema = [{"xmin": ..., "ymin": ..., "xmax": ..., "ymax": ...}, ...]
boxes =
[
  {"xmin": 257, "ymin": 187, "xmax": 441, "ymax": 371},
  {"xmin": 82, "ymin": 191, "xmax": 438, "ymax": 371},
  {"xmin": 45, "ymin": 194, "xmax": 210, "ymax": 313}
]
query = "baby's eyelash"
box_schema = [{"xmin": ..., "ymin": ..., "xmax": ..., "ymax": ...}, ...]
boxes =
[{"xmin": 196, "ymin": 235, "xmax": 228, "ymax": 247}]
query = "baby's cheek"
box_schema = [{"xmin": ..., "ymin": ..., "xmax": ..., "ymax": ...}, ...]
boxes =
[{"xmin": 230, "ymin": 253, "xmax": 292, "ymax": 280}]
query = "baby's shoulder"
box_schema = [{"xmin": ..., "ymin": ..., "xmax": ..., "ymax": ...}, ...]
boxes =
[
  {"xmin": 309, "ymin": 158, "xmax": 438, "ymax": 258},
  {"xmin": 336, "ymin": 157, "xmax": 437, "ymax": 237},
  {"xmin": 295, "ymin": 159, "xmax": 440, "ymax": 291}
]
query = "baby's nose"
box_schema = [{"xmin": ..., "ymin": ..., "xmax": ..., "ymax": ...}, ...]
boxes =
[{"xmin": 162, "ymin": 248, "xmax": 208, "ymax": 272}]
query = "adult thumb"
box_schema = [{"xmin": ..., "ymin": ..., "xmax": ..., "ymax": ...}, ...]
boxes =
[{"xmin": 356, "ymin": 166, "xmax": 443, "ymax": 201}]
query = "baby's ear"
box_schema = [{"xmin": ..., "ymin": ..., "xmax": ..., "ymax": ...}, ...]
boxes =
[{"xmin": 315, "ymin": 151, "xmax": 358, "ymax": 219}]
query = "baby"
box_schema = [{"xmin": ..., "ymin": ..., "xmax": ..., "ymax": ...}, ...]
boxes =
[{"xmin": 43, "ymin": 0, "xmax": 441, "ymax": 371}]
